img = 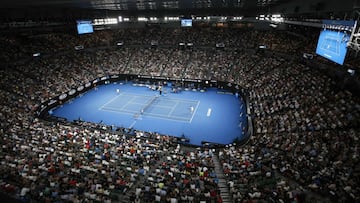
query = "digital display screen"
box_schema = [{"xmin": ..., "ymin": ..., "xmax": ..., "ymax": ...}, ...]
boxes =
[
  {"xmin": 181, "ymin": 19, "xmax": 192, "ymax": 27},
  {"xmin": 315, "ymin": 20, "xmax": 355, "ymax": 65},
  {"xmin": 76, "ymin": 20, "xmax": 94, "ymax": 35},
  {"xmin": 316, "ymin": 30, "xmax": 350, "ymax": 65}
]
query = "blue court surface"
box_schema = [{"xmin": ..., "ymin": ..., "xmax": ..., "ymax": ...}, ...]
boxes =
[{"xmin": 51, "ymin": 82, "xmax": 247, "ymax": 145}]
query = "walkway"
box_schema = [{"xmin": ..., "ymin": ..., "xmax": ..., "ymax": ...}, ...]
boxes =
[{"xmin": 212, "ymin": 153, "xmax": 232, "ymax": 203}]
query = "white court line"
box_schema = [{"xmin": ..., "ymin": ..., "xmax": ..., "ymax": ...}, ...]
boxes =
[
  {"xmin": 102, "ymin": 102, "xmax": 174, "ymax": 115},
  {"xmin": 101, "ymin": 106, "xmax": 138, "ymax": 114},
  {"xmin": 145, "ymin": 99, "xmax": 198, "ymax": 122},
  {"xmin": 149, "ymin": 104, "xmax": 173, "ymax": 110},
  {"xmin": 167, "ymin": 100, "xmax": 179, "ymax": 116},
  {"xmin": 100, "ymin": 94, "xmax": 199, "ymax": 123},
  {"xmin": 189, "ymin": 101, "xmax": 200, "ymax": 123},
  {"xmin": 126, "ymin": 102, "xmax": 174, "ymax": 111},
  {"xmin": 320, "ymin": 35, "xmax": 342, "ymax": 56},
  {"xmin": 120, "ymin": 95, "xmax": 139, "ymax": 110},
  {"xmin": 129, "ymin": 120, "xmax": 137, "ymax": 128},
  {"xmin": 99, "ymin": 108, "xmax": 137, "ymax": 116},
  {"xmin": 102, "ymin": 98, "xmax": 174, "ymax": 113},
  {"xmin": 101, "ymin": 105, "xmax": 193, "ymax": 123},
  {"xmin": 99, "ymin": 95, "xmax": 121, "ymax": 110},
  {"xmin": 143, "ymin": 112, "xmax": 191, "ymax": 122},
  {"xmin": 166, "ymin": 98, "xmax": 199, "ymax": 103},
  {"xmin": 126, "ymin": 101, "xmax": 150, "ymax": 105},
  {"xmin": 101, "ymin": 107, "xmax": 190, "ymax": 123},
  {"xmin": 121, "ymin": 92, "xmax": 156, "ymax": 98},
  {"xmin": 101, "ymin": 94, "xmax": 151, "ymax": 111},
  {"xmin": 139, "ymin": 95, "xmax": 199, "ymax": 104},
  {"xmin": 123, "ymin": 94, "xmax": 197, "ymax": 108}
]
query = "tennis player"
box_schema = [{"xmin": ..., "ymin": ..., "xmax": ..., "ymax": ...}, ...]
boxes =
[{"xmin": 190, "ymin": 106, "xmax": 194, "ymax": 114}]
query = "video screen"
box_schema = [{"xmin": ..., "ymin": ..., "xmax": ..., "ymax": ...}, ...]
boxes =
[
  {"xmin": 76, "ymin": 20, "xmax": 94, "ymax": 35},
  {"xmin": 315, "ymin": 20, "xmax": 355, "ymax": 65},
  {"xmin": 181, "ymin": 19, "xmax": 192, "ymax": 27}
]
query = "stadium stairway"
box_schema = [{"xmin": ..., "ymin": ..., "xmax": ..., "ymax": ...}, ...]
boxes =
[{"xmin": 212, "ymin": 154, "xmax": 233, "ymax": 203}]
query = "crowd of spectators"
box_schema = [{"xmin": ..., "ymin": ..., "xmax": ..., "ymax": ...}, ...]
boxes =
[
  {"xmin": 129, "ymin": 144, "xmax": 221, "ymax": 202},
  {"xmin": 0, "ymin": 26, "xmax": 316, "ymax": 64},
  {"xmin": 2, "ymin": 117, "xmax": 182, "ymax": 202},
  {"xmin": 0, "ymin": 27, "xmax": 359, "ymax": 203}
]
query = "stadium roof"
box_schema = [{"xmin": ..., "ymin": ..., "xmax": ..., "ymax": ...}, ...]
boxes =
[
  {"xmin": 0, "ymin": 0, "xmax": 357, "ymax": 20},
  {"xmin": 0, "ymin": 0, "xmax": 292, "ymax": 10}
]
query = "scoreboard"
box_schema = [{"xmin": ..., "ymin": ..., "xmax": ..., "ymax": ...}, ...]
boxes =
[{"xmin": 315, "ymin": 20, "xmax": 355, "ymax": 65}]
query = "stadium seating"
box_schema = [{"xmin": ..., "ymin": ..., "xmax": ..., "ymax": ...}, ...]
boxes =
[{"xmin": 0, "ymin": 28, "xmax": 359, "ymax": 203}]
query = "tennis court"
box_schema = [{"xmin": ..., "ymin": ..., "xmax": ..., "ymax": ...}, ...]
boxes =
[
  {"xmin": 99, "ymin": 93, "xmax": 199, "ymax": 122},
  {"xmin": 51, "ymin": 82, "xmax": 246, "ymax": 145},
  {"xmin": 320, "ymin": 35, "xmax": 341, "ymax": 56}
]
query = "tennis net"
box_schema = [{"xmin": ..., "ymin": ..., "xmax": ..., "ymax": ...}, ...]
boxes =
[{"xmin": 140, "ymin": 95, "xmax": 159, "ymax": 114}]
